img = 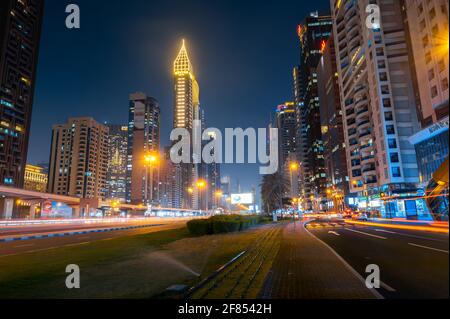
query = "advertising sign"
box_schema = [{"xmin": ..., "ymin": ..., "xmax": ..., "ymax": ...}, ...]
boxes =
[{"xmin": 231, "ymin": 193, "xmax": 254, "ymax": 205}]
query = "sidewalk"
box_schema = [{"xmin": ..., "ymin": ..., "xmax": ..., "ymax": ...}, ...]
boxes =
[{"xmin": 259, "ymin": 222, "xmax": 380, "ymax": 299}]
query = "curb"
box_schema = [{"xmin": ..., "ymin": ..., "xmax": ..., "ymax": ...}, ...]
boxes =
[{"xmin": 0, "ymin": 224, "xmax": 164, "ymax": 243}]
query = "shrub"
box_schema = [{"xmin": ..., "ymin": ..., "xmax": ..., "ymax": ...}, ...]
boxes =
[
  {"xmin": 187, "ymin": 219, "xmax": 212, "ymax": 236},
  {"xmin": 187, "ymin": 215, "xmax": 266, "ymax": 236}
]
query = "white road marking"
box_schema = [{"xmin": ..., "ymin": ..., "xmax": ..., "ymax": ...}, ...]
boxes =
[
  {"xmin": 408, "ymin": 243, "xmax": 449, "ymax": 254},
  {"xmin": 375, "ymin": 229, "xmax": 397, "ymax": 234},
  {"xmin": 346, "ymin": 228, "xmax": 387, "ymax": 240},
  {"xmin": 375, "ymin": 229, "xmax": 448, "ymax": 243},
  {"xmin": 328, "ymin": 231, "xmax": 340, "ymax": 236}
]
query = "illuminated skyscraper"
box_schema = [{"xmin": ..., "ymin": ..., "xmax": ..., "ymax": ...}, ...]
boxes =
[
  {"xmin": 296, "ymin": 12, "xmax": 333, "ymax": 211},
  {"xmin": 405, "ymin": 0, "xmax": 449, "ymax": 186},
  {"xmin": 0, "ymin": 0, "xmax": 44, "ymax": 187},
  {"xmin": 173, "ymin": 39, "xmax": 200, "ymax": 130},
  {"xmin": 48, "ymin": 117, "xmax": 109, "ymax": 199},
  {"xmin": 331, "ymin": 0, "xmax": 422, "ymax": 218},
  {"xmin": 106, "ymin": 125, "xmax": 128, "ymax": 202},
  {"xmin": 172, "ymin": 40, "xmax": 199, "ymax": 209},
  {"xmin": 126, "ymin": 93, "xmax": 160, "ymax": 205}
]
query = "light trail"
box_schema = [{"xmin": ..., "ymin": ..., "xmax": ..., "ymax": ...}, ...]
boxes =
[{"xmin": 345, "ymin": 220, "xmax": 449, "ymax": 234}]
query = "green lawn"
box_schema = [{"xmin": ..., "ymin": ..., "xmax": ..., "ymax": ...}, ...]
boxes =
[
  {"xmin": 0, "ymin": 227, "xmax": 190, "ymax": 298},
  {"xmin": 0, "ymin": 224, "xmax": 276, "ymax": 299}
]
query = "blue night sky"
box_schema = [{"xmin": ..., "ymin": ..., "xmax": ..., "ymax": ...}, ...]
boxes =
[{"xmin": 29, "ymin": 0, "xmax": 329, "ymax": 194}]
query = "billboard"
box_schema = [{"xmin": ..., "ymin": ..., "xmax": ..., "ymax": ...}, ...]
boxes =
[
  {"xmin": 41, "ymin": 201, "xmax": 73, "ymax": 218},
  {"xmin": 231, "ymin": 193, "xmax": 254, "ymax": 205}
]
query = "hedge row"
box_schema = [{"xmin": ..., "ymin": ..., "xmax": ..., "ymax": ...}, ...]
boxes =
[{"xmin": 187, "ymin": 215, "xmax": 270, "ymax": 236}]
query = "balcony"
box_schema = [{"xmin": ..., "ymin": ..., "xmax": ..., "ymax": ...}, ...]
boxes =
[
  {"xmin": 362, "ymin": 165, "xmax": 376, "ymax": 173},
  {"xmin": 356, "ymin": 106, "xmax": 369, "ymax": 116},
  {"xmin": 357, "ymin": 119, "xmax": 370, "ymax": 128},
  {"xmin": 361, "ymin": 155, "xmax": 375, "ymax": 164}
]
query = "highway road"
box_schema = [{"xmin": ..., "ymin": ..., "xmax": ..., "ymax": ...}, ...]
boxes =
[
  {"xmin": 306, "ymin": 219, "xmax": 449, "ymax": 299},
  {"xmin": 0, "ymin": 218, "xmax": 190, "ymax": 257}
]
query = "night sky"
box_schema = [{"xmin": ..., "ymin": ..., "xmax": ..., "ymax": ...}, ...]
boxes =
[{"xmin": 29, "ymin": 0, "xmax": 329, "ymax": 195}]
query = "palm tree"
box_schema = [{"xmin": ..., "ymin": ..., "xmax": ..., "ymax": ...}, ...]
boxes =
[{"xmin": 260, "ymin": 172, "xmax": 289, "ymax": 216}]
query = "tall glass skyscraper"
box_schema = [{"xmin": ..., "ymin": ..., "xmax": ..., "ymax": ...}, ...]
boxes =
[
  {"xmin": 126, "ymin": 93, "xmax": 160, "ymax": 205},
  {"xmin": 106, "ymin": 124, "xmax": 128, "ymax": 202},
  {"xmin": 296, "ymin": 12, "xmax": 333, "ymax": 211},
  {"xmin": 0, "ymin": 0, "xmax": 44, "ymax": 188}
]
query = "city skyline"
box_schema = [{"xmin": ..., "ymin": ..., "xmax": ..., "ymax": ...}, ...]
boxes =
[
  {"xmin": 0, "ymin": 0, "xmax": 448, "ymax": 303},
  {"xmin": 27, "ymin": 0, "xmax": 331, "ymax": 192}
]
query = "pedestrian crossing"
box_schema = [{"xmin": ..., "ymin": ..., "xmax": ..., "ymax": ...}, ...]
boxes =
[{"xmin": 306, "ymin": 222, "xmax": 347, "ymax": 229}]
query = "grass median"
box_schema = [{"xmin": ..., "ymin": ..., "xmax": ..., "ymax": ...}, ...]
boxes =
[{"xmin": 0, "ymin": 222, "xmax": 279, "ymax": 299}]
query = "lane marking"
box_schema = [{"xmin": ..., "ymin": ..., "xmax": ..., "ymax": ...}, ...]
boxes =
[
  {"xmin": 375, "ymin": 229, "xmax": 448, "ymax": 243},
  {"xmin": 328, "ymin": 231, "xmax": 340, "ymax": 236},
  {"xmin": 375, "ymin": 229, "xmax": 397, "ymax": 234},
  {"xmin": 408, "ymin": 243, "xmax": 449, "ymax": 254},
  {"xmin": 346, "ymin": 228, "xmax": 387, "ymax": 240}
]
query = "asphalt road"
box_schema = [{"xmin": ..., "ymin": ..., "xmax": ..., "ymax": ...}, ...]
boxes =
[
  {"xmin": 0, "ymin": 219, "xmax": 167, "ymax": 237},
  {"xmin": 0, "ymin": 219, "xmax": 189, "ymax": 257},
  {"xmin": 306, "ymin": 219, "xmax": 449, "ymax": 299}
]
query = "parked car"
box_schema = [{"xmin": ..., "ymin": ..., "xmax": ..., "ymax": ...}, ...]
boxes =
[{"xmin": 357, "ymin": 212, "xmax": 368, "ymax": 221}]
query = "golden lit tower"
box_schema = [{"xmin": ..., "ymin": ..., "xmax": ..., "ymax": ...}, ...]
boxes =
[
  {"xmin": 173, "ymin": 39, "xmax": 200, "ymax": 129},
  {"xmin": 172, "ymin": 39, "xmax": 200, "ymax": 209}
]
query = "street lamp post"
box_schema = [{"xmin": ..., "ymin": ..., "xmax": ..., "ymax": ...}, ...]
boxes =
[
  {"xmin": 289, "ymin": 162, "xmax": 299, "ymax": 199},
  {"xmin": 192, "ymin": 179, "xmax": 207, "ymax": 215},
  {"xmin": 215, "ymin": 190, "xmax": 223, "ymax": 210},
  {"xmin": 144, "ymin": 152, "xmax": 159, "ymax": 209}
]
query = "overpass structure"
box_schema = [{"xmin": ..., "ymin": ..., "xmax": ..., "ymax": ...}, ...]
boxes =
[{"xmin": 0, "ymin": 186, "xmax": 205, "ymax": 219}]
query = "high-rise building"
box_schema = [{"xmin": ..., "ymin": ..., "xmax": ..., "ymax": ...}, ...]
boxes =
[
  {"xmin": 0, "ymin": 0, "xmax": 44, "ymax": 188},
  {"xmin": 221, "ymin": 175, "xmax": 231, "ymax": 196},
  {"xmin": 276, "ymin": 102, "xmax": 298, "ymax": 197},
  {"xmin": 159, "ymin": 146, "xmax": 175, "ymax": 208},
  {"xmin": 331, "ymin": 0, "xmax": 424, "ymax": 218},
  {"xmin": 24, "ymin": 164, "xmax": 47, "ymax": 193},
  {"xmin": 172, "ymin": 40, "xmax": 199, "ymax": 209},
  {"xmin": 296, "ymin": 12, "xmax": 333, "ymax": 211},
  {"xmin": 293, "ymin": 66, "xmax": 310, "ymax": 202},
  {"xmin": 126, "ymin": 92, "xmax": 160, "ymax": 205},
  {"xmin": 106, "ymin": 124, "xmax": 128, "ymax": 202},
  {"xmin": 48, "ymin": 117, "xmax": 109, "ymax": 199},
  {"xmin": 199, "ymin": 132, "xmax": 221, "ymax": 210},
  {"xmin": 317, "ymin": 34, "xmax": 353, "ymax": 211},
  {"xmin": 276, "ymin": 102, "xmax": 297, "ymax": 168},
  {"xmin": 405, "ymin": 0, "xmax": 449, "ymax": 186}
]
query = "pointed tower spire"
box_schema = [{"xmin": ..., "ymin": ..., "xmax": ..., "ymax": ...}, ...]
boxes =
[{"xmin": 174, "ymin": 39, "xmax": 193, "ymax": 75}]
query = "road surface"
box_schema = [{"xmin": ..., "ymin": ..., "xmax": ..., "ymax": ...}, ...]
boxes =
[{"xmin": 306, "ymin": 219, "xmax": 449, "ymax": 299}]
